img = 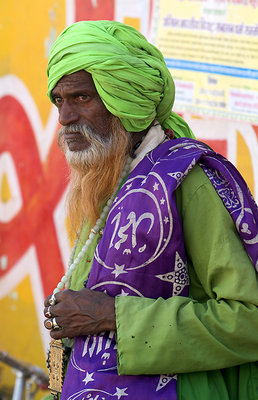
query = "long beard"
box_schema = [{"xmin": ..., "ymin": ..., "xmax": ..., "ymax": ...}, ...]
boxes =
[{"xmin": 57, "ymin": 117, "xmax": 130, "ymax": 232}]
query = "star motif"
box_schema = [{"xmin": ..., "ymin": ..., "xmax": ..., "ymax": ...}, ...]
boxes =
[
  {"xmin": 114, "ymin": 387, "xmax": 128, "ymax": 399},
  {"xmin": 119, "ymin": 289, "xmax": 129, "ymax": 296},
  {"xmin": 112, "ymin": 264, "xmax": 128, "ymax": 278},
  {"xmin": 156, "ymin": 374, "xmax": 177, "ymax": 391},
  {"xmin": 168, "ymin": 171, "xmax": 185, "ymax": 187},
  {"xmin": 125, "ymin": 183, "xmax": 132, "ymax": 191},
  {"xmin": 155, "ymin": 252, "xmax": 189, "ymax": 296},
  {"xmin": 82, "ymin": 371, "xmax": 94, "ymax": 385},
  {"xmin": 168, "ymin": 171, "xmax": 184, "ymax": 180},
  {"xmin": 160, "ymin": 198, "xmax": 165, "ymax": 205},
  {"xmin": 164, "ymin": 216, "xmax": 169, "ymax": 224},
  {"xmin": 153, "ymin": 182, "xmax": 159, "ymax": 191}
]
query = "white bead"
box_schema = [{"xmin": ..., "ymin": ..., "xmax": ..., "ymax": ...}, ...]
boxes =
[
  {"xmin": 107, "ymin": 199, "xmax": 113, "ymax": 206},
  {"xmin": 66, "ymin": 270, "xmax": 72, "ymax": 277},
  {"xmin": 65, "ymin": 282, "xmax": 70, "ymax": 289},
  {"xmin": 57, "ymin": 282, "xmax": 63, "ymax": 290},
  {"xmin": 96, "ymin": 219, "xmax": 102, "ymax": 226},
  {"xmin": 103, "ymin": 205, "xmax": 109, "ymax": 214},
  {"xmin": 100, "ymin": 211, "xmax": 106, "ymax": 219},
  {"xmin": 61, "ymin": 276, "xmax": 68, "ymax": 283},
  {"xmin": 53, "ymin": 288, "xmax": 59, "ymax": 294},
  {"xmin": 89, "ymin": 232, "xmax": 95, "ymax": 240},
  {"xmin": 77, "ymin": 251, "xmax": 84, "ymax": 259},
  {"xmin": 70, "ymin": 264, "xmax": 76, "ymax": 271},
  {"xmin": 85, "ymin": 239, "xmax": 91, "ymax": 246}
]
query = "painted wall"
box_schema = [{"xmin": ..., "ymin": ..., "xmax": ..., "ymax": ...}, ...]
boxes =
[{"xmin": 0, "ymin": 0, "xmax": 257, "ymax": 396}]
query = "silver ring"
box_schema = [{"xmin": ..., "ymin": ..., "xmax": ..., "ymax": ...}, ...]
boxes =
[
  {"xmin": 44, "ymin": 319, "xmax": 53, "ymax": 330},
  {"xmin": 45, "ymin": 306, "xmax": 52, "ymax": 318},
  {"xmin": 52, "ymin": 317, "xmax": 61, "ymax": 330},
  {"xmin": 49, "ymin": 294, "xmax": 56, "ymax": 306}
]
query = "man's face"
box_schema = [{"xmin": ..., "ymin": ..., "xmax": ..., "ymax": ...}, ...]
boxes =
[{"xmin": 51, "ymin": 70, "xmax": 113, "ymax": 152}]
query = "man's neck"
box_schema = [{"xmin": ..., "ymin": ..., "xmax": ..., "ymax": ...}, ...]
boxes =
[
  {"xmin": 129, "ymin": 122, "xmax": 167, "ymax": 172},
  {"xmin": 128, "ymin": 122, "xmax": 155, "ymax": 156}
]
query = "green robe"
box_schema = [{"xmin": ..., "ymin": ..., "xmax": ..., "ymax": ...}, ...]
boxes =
[{"xmin": 70, "ymin": 165, "xmax": 258, "ymax": 400}]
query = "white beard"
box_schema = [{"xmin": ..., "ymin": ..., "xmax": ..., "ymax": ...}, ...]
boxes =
[
  {"xmin": 58, "ymin": 123, "xmax": 116, "ymax": 169},
  {"xmin": 60, "ymin": 119, "xmax": 130, "ymax": 227}
]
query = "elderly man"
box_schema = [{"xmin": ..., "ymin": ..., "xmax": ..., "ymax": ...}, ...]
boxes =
[{"xmin": 43, "ymin": 21, "xmax": 258, "ymax": 400}]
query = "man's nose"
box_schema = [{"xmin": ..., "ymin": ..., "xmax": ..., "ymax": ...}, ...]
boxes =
[{"xmin": 58, "ymin": 101, "xmax": 79, "ymax": 126}]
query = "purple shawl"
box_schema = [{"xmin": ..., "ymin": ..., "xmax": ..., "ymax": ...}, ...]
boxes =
[{"xmin": 61, "ymin": 138, "xmax": 257, "ymax": 400}]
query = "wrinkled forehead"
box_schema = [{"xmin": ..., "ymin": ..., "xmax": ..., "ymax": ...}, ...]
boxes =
[{"xmin": 51, "ymin": 70, "xmax": 98, "ymax": 96}]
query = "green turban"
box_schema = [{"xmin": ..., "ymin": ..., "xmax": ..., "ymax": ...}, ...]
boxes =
[{"xmin": 47, "ymin": 20, "xmax": 195, "ymax": 139}]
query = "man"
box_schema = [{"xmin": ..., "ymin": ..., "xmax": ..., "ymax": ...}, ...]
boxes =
[{"xmin": 44, "ymin": 20, "xmax": 258, "ymax": 400}]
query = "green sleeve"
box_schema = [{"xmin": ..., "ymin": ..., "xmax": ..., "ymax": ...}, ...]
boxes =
[{"xmin": 115, "ymin": 165, "xmax": 258, "ymax": 375}]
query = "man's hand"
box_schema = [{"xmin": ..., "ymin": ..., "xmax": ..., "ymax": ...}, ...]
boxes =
[{"xmin": 43, "ymin": 288, "xmax": 116, "ymax": 339}]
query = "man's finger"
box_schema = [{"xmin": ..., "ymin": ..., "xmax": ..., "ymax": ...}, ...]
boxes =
[{"xmin": 44, "ymin": 292, "xmax": 61, "ymax": 307}]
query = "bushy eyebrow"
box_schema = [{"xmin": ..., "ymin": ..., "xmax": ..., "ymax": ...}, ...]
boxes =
[
  {"xmin": 51, "ymin": 90, "xmax": 59, "ymax": 99},
  {"xmin": 51, "ymin": 87, "xmax": 95, "ymax": 99}
]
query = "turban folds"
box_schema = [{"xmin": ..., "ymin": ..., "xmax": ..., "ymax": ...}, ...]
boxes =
[{"xmin": 47, "ymin": 20, "xmax": 195, "ymax": 138}]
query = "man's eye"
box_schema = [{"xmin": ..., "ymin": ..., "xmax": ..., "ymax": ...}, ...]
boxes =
[
  {"xmin": 53, "ymin": 97, "xmax": 63, "ymax": 106},
  {"xmin": 77, "ymin": 95, "xmax": 88, "ymax": 102}
]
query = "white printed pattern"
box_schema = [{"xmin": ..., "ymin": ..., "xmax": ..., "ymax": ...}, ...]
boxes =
[{"xmin": 95, "ymin": 172, "xmax": 174, "ymax": 274}]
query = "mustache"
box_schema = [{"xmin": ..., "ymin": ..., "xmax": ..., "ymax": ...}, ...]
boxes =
[
  {"xmin": 58, "ymin": 123, "xmax": 95, "ymax": 138},
  {"xmin": 58, "ymin": 123, "xmax": 114, "ymax": 147}
]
